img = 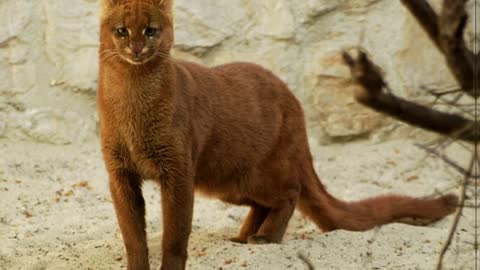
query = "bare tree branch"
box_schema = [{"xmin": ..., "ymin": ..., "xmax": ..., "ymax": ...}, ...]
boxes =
[
  {"xmin": 342, "ymin": 2, "xmax": 476, "ymax": 269},
  {"xmin": 437, "ymin": 0, "xmax": 475, "ymax": 94},
  {"xmin": 400, "ymin": 0, "xmax": 440, "ymax": 46},
  {"xmin": 400, "ymin": 0, "xmax": 475, "ymax": 97},
  {"xmin": 342, "ymin": 50, "xmax": 475, "ymax": 143}
]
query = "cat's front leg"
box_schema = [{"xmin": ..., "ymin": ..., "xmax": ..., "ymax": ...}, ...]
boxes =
[
  {"xmin": 109, "ymin": 169, "xmax": 150, "ymax": 270},
  {"xmin": 159, "ymin": 165, "xmax": 194, "ymax": 270}
]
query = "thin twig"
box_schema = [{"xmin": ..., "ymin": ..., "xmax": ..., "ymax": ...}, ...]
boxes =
[
  {"xmin": 434, "ymin": 93, "xmax": 475, "ymax": 118},
  {"xmin": 427, "ymin": 88, "xmax": 464, "ymax": 97},
  {"xmin": 298, "ymin": 252, "xmax": 315, "ymax": 270},
  {"xmin": 436, "ymin": 151, "xmax": 474, "ymax": 270},
  {"xmin": 415, "ymin": 143, "xmax": 474, "ymax": 177}
]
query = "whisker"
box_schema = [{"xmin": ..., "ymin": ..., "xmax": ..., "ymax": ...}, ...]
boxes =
[
  {"xmin": 101, "ymin": 53, "xmax": 121, "ymax": 65},
  {"xmin": 154, "ymin": 52, "xmax": 170, "ymax": 59},
  {"xmin": 101, "ymin": 55, "xmax": 116, "ymax": 64},
  {"xmin": 100, "ymin": 54, "xmax": 116, "ymax": 61},
  {"xmin": 100, "ymin": 50, "xmax": 117, "ymax": 57}
]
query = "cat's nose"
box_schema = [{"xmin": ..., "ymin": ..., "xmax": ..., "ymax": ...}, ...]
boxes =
[{"xmin": 130, "ymin": 42, "xmax": 144, "ymax": 56}]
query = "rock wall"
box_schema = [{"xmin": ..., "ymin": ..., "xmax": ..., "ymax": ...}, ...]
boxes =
[{"xmin": 0, "ymin": 0, "xmax": 472, "ymax": 145}]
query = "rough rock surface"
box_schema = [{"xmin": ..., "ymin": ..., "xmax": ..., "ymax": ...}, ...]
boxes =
[{"xmin": 0, "ymin": 0, "xmax": 474, "ymax": 144}]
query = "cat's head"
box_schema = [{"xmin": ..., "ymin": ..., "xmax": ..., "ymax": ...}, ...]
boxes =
[{"xmin": 100, "ymin": 0, "xmax": 174, "ymax": 66}]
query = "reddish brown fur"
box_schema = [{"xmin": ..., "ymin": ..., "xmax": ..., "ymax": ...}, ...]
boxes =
[{"xmin": 98, "ymin": 1, "xmax": 458, "ymax": 269}]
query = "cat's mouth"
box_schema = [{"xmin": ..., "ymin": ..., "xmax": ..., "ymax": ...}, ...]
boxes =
[
  {"xmin": 116, "ymin": 50, "xmax": 157, "ymax": 66},
  {"xmin": 121, "ymin": 55, "xmax": 154, "ymax": 66}
]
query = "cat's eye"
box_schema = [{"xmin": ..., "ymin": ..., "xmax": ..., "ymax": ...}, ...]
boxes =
[
  {"xmin": 116, "ymin": 27, "xmax": 129, "ymax": 38},
  {"xmin": 144, "ymin": 27, "xmax": 157, "ymax": 37}
]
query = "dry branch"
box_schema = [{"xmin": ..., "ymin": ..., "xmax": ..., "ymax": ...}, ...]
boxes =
[
  {"xmin": 298, "ymin": 253, "xmax": 315, "ymax": 270},
  {"xmin": 342, "ymin": 50, "xmax": 475, "ymax": 143},
  {"xmin": 400, "ymin": 0, "xmax": 475, "ymax": 96},
  {"xmin": 341, "ymin": 1, "xmax": 476, "ymax": 269}
]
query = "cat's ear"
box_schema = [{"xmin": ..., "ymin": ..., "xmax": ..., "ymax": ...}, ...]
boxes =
[
  {"xmin": 102, "ymin": 0, "xmax": 120, "ymax": 7},
  {"xmin": 101, "ymin": 0, "xmax": 121, "ymax": 12},
  {"xmin": 101, "ymin": 0, "xmax": 121, "ymax": 19},
  {"xmin": 156, "ymin": 0, "xmax": 173, "ymax": 15}
]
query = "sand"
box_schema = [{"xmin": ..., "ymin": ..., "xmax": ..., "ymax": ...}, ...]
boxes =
[{"xmin": 0, "ymin": 138, "xmax": 474, "ymax": 270}]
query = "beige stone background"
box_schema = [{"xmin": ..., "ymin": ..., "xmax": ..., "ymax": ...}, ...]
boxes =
[{"xmin": 1, "ymin": 0, "xmax": 475, "ymax": 146}]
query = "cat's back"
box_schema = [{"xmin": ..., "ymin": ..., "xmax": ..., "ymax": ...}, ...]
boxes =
[
  {"xmin": 174, "ymin": 59, "xmax": 304, "ymax": 121},
  {"xmin": 214, "ymin": 61, "xmax": 299, "ymax": 104},
  {"xmin": 212, "ymin": 61, "xmax": 286, "ymax": 88},
  {"xmin": 176, "ymin": 60, "xmax": 294, "ymax": 97},
  {"xmin": 211, "ymin": 61, "xmax": 302, "ymax": 112}
]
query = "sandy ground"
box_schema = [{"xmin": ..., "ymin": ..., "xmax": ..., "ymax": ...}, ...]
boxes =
[{"xmin": 0, "ymin": 137, "xmax": 475, "ymax": 270}]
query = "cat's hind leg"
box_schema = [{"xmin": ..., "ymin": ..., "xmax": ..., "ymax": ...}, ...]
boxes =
[
  {"xmin": 244, "ymin": 169, "xmax": 300, "ymax": 244},
  {"xmin": 230, "ymin": 204, "xmax": 270, "ymax": 243},
  {"xmin": 246, "ymin": 194, "xmax": 298, "ymax": 244}
]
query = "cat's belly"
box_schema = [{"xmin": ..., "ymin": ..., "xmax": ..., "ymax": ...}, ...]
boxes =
[
  {"xmin": 194, "ymin": 169, "xmax": 254, "ymax": 206},
  {"xmin": 192, "ymin": 139, "xmax": 262, "ymax": 205},
  {"xmin": 195, "ymin": 184, "xmax": 253, "ymax": 206}
]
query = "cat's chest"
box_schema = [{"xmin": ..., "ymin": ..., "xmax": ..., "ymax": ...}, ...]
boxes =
[
  {"xmin": 106, "ymin": 103, "xmax": 171, "ymax": 179},
  {"xmin": 118, "ymin": 128, "xmax": 170, "ymax": 180}
]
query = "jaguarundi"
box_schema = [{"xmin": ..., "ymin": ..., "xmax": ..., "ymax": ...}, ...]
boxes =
[{"xmin": 97, "ymin": 0, "xmax": 458, "ymax": 269}]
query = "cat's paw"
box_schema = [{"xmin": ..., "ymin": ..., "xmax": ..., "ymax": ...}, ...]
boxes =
[
  {"xmin": 229, "ymin": 236, "xmax": 247, "ymax": 244},
  {"xmin": 246, "ymin": 235, "xmax": 272, "ymax": 245}
]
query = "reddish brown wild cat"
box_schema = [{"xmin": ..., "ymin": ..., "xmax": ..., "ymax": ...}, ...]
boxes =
[{"xmin": 98, "ymin": 0, "xmax": 457, "ymax": 269}]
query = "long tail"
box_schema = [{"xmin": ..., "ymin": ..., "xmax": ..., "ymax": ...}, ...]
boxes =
[{"xmin": 298, "ymin": 175, "xmax": 458, "ymax": 232}]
